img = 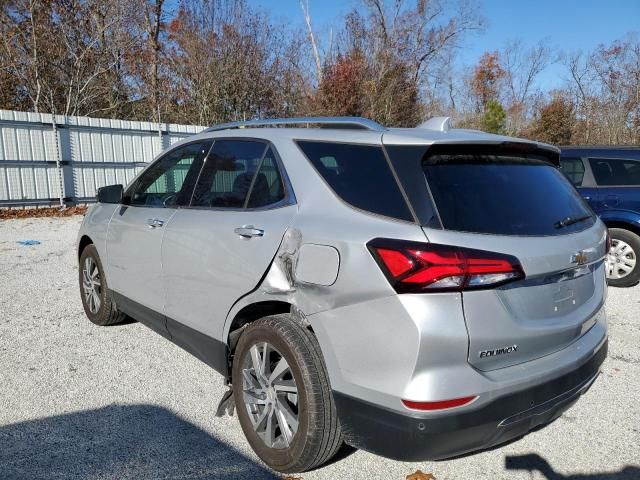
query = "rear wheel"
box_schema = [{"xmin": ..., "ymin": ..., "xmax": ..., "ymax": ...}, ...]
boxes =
[
  {"xmin": 606, "ymin": 228, "xmax": 639, "ymax": 288},
  {"xmin": 232, "ymin": 314, "xmax": 342, "ymax": 473},
  {"xmin": 79, "ymin": 244, "xmax": 127, "ymax": 325}
]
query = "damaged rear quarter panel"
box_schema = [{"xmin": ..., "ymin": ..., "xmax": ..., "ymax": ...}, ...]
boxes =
[{"xmin": 224, "ymin": 209, "xmax": 428, "ymax": 338}]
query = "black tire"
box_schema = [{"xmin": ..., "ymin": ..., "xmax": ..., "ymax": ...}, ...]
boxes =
[
  {"xmin": 79, "ymin": 244, "xmax": 127, "ymax": 326},
  {"xmin": 607, "ymin": 228, "xmax": 640, "ymax": 288},
  {"xmin": 232, "ymin": 314, "xmax": 343, "ymax": 473}
]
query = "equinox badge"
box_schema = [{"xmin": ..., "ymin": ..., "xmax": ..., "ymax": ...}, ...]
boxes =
[{"xmin": 479, "ymin": 345, "xmax": 518, "ymax": 358}]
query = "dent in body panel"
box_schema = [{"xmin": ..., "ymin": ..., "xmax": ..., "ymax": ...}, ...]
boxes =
[
  {"xmin": 262, "ymin": 229, "xmax": 341, "ymax": 292},
  {"xmin": 258, "ymin": 228, "xmax": 337, "ymax": 311},
  {"xmin": 261, "ymin": 228, "xmax": 302, "ymax": 294},
  {"xmin": 245, "ymin": 226, "xmax": 356, "ymax": 321}
]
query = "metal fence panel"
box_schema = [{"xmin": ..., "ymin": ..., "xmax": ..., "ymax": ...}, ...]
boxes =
[{"xmin": 0, "ymin": 109, "xmax": 205, "ymax": 207}]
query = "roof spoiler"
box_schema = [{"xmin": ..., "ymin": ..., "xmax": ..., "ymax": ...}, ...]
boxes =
[{"xmin": 424, "ymin": 142, "xmax": 560, "ymax": 167}]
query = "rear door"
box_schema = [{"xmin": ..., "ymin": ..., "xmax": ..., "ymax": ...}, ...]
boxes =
[
  {"xmin": 107, "ymin": 141, "xmax": 211, "ymax": 322},
  {"xmin": 161, "ymin": 139, "xmax": 296, "ymax": 342},
  {"xmin": 392, "ymin": 145, "xmax": 607, "ymax": 371},
  {"xmin": 588, "ymin": 157, "xmax": 640, "ymax": 213}
]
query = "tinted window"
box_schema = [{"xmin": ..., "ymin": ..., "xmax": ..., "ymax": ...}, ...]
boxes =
[
  {"xmin": 385, "ymin": 144, "xmax": 442, "ymax": 228},
  {"xmin": 129, "ymin": 142, "xmax": 211, "ymax": 207},
  {"xmin": 247, "ymin": 148, "xmax": 286, "ymax": 208},
  {"xmin": 589, "ymin": 157, "xmax": 640, "ymax": 186},
  {"xmin": 423, "ymin": 155, "xmax": 594, "ymax": 236},
  {"xmin": 297, "ymin": 141, "xmax": 413, "ymax": 222},
  {"xmin": 191, "ymin": 140, "xmax": 267, "ymax": 208},
  {"xmin": 560, "ymin": 157, "xmax": 585, "ymax": 186}
]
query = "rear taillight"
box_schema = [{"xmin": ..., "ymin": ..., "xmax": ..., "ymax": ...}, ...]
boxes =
[
  {"xmin": 606, "ymin": 230, "xmax": 612, "ymax": 253},
  {"xmin": 368, "ymin": 238, "xmax": 524, "ymax": 293}
]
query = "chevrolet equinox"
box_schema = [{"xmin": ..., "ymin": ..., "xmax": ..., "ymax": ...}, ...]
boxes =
[{"xmin": 77, "ymin": 116, "xmax": 608, "ymax": 473}]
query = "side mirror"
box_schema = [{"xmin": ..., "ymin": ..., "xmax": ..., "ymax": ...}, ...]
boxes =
[{"xmin": 96, "ymin": 184, "xmax": 123, "ymax": 204}]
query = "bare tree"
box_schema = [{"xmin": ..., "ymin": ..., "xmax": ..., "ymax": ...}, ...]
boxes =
[
  {"xmin": 165, "ymin": 0, "xmax": 309, "ymax": 125},
  {"xmin": 0, "ymin": 0, "xmax": 47, "ymax": 112},
  {"xmin": 501, "ymin": 39, "xmax": 553, "ymax": 107},
  {"xmin": 499, "ymin": 39, "xmax": 553, "ymax": 134},
  {"xmin": 54, "ymin": 2, "xmax": 129, "ymax": 116},
  {"xmin": 561, "ymin": 35, "xmax": 640, "ymax": 144},
  {"xmin": 141, "ymin": 0, "xmax": 166, "ymax": 123},
  {"xmin": 1, "ymin": 0, "xmax": 140, "ymax": 117},
  {"xmin": 300, "ymin": 0, "xmax": 322, "ymax": 84},
  {"xmin": 315, "ymin": 0, "xmax": 483, "ymax": 126},
  {"xmin": 0, "ymin": 0, "xmax": 637, "ymax": 146}
]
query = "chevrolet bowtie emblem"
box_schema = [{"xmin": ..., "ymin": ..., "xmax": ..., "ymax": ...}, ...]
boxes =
[{"xmin": 572, "ymin": 251, "xmax": 589, "ymax": 265}]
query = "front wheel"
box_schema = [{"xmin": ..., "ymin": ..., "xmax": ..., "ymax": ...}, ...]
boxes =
[
  {"xmin": 606, "ymin": 228, "xmax": 640, "ymax": 288},
  {"xmin": 232, "ymin": 314, "xmax": 343, "ymax": 473},
  {"xmin": 79, "ymin": 244, "xmax": 127, "ymax": 325}
]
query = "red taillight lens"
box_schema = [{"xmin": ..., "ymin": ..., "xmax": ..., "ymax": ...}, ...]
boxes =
[
  {"xmin": 606, "ymin": 230, "xmax": 612, "ymax": 253},
  {"xmin": 368, "ymin": 239, "xmax": 524, "ymax": 293},
  {"xmin": 376, "ymin": 248, "xmax": 415, "ymax": 277},
  {"xmin": 402, "ymin": 395, "xmax": 478, "ymax": 411}
]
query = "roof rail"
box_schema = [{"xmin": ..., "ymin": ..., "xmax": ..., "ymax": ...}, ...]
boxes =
[{"xmin": 204, "ymin": 116, "xmax": 386, "ymax": 132}]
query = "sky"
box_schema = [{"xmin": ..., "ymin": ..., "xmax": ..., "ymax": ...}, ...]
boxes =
[{"xmin": 248, "ymin": 0, "xmax": 640, "ymax": 90}]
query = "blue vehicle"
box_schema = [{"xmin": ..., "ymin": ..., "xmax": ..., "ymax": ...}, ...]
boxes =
[{"xmin": 560, "ymin": 146, "xmax": 640, "ymax": 287}]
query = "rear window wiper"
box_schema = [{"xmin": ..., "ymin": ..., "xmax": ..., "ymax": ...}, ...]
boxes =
[{"xmin": 554, "ymin": 214, "xmax": 593, "ymax": 229}]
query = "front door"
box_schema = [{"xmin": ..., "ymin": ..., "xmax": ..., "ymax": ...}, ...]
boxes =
[{"xmin": 107, "ymin": 141, "xmax": 212, "ymax": 326}]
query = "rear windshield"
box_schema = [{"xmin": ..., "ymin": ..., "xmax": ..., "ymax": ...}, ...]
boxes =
[{"xmin": 423, "ymin": 155, "xmax": 595, "ymax": 236}]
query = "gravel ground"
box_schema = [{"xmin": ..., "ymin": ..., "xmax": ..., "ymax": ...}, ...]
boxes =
[{"xmin": 0, "ymin": 216, "xmax": 638, "ymax": 480}]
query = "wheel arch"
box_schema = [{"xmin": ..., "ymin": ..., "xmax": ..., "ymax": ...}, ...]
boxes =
[
  {"xmin": 226, "ymin": 300, "xmax": 293, "ymax": 353},
  {"xmin": 601, "ymin": 219, "xmax": 640, "ymax": 237},
  {"xmin": 78, "ymin": 235, "xmax": 94, "ymax": 259}
]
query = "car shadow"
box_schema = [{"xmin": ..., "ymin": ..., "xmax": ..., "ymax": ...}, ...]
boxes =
[
  {"xmin": 0, "ymin": 404, "xmax": 278, "ymax": 480},
  {"xmin": 506, "ymin": 454, "xmax": 640, "ymax": 479}
]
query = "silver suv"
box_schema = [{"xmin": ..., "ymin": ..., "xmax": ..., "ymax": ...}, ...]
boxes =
[{"xmin": 77, "ymin": 117, "xmax": 608, "ymax": 473}]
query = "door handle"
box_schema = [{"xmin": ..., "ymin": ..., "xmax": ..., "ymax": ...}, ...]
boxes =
[
  {"xmin": 234, "ymin": 226, "xmax": 264, "ymax": 238},
  {"xmin": 605, "ymin": 195, "xmax": 619, "ymax": 206},
  {"xmin": 147, "ymin": 218, "xmax": 165, "ymax": 228}
]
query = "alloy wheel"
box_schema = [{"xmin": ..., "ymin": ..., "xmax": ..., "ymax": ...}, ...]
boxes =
[
  {"xmin": 607, "ymin": 238, "xmax": 637, "ymax": 280},
  {"xmin": 241, "ymin": 341, "xmax": 299, "ymax": 449},
  {"xmin": 82, "ymin": 257, "xmax": 102, "ymax": 314}
]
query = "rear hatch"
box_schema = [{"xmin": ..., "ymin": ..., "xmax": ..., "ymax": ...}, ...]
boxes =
[{"xmin": 388, "ymin": 143, "xmax": 608, "ymax": 371}]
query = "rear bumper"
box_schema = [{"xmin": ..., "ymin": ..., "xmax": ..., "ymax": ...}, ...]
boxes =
[{"xmin": 334, "ymin": 338, "xmax": 607, "ymax": 462}]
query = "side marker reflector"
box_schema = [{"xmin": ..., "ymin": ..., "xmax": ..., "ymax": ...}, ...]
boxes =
[{"xmin": 402, "ymin": 395, "xmax": 478, "ymax": 411}]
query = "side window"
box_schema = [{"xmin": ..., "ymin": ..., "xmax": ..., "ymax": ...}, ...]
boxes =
[
  {"xmin": 191, "ymin": 140, "xmax": 267, "ymax": 208},
  {"xmin": 247, "ymin": 148, "xmax": 286, "ymax": 208},
  {"xmin": 296, "ymin": 141, "xmax": 413, "ymax": 222},
  {"xmin": 589, "ymin": 157, "xmax": 640, "ymax": 186},
  {"xmin": 129, "ymin": 141, "xmax": 212, "ymax": 207},
  {"xmin": 559, "ymin": 157, "xmax": 585, "ymax": 187}
]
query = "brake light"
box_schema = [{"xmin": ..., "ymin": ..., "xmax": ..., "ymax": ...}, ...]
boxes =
[
  {"xmin": 368, "ymin": 239, "xmax": 524, "ymax": 293},
  {"xmin": 606, "ymin": 230, "xmax": 612, "ymax": 253}
]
